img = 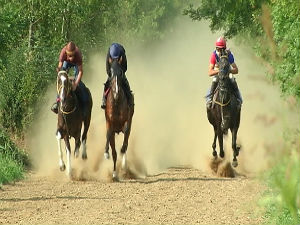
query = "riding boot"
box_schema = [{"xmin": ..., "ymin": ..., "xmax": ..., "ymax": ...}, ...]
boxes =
[
  {"xmin": 51, "ymin": 97, "xmax": 60, "ymax": 114},
  {"xmin": 101, "ymin": 79, "xmax": 110, "ymax": 109},
  {"xmin": 207, "ymin": 81, "xmax": 218, "ymax": 109},
  {"xmin": 231, "ymin": 79, "xmax": 242, "ymax": 107},
  {"xmin": 123, "ymin": 76, "xmax": 134, "ymax": 107}
]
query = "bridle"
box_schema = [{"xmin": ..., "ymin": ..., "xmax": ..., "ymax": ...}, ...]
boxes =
[{"xmin": 57, "ymin": 71, "xmax": 77, "ymax": 114}]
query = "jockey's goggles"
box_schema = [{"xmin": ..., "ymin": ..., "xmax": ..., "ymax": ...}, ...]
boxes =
[
  {"xmin": 216, "ymin": 47, "xmax": 225, "ymax": 51},
  {"xmin": 66, "ymin": 50, "xmax": 75, "ymax": 57}
]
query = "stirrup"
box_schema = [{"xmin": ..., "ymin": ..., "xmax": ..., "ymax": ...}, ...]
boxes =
[
  {"xmin": 101, "ymin": 102, "xmax": 106, "ymax": 109},
  {"xmin": 206, "ymin": 100, "xmax": 212, "ymax": 109},
  {"xmin": 51, "ymin": 103, "xmax": 58, "ymax": 114}
]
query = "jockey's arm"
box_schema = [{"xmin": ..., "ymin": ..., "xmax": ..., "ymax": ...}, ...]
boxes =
[
  {"xmin": 74, "ymin": 64, "xmax": 83, "ymax": 89},
  {"xmin": 208, "ymin": 63, "xmax": 219, "ymax": 77},
  {"xmin": 230, "ymin": 62, "xmax": 238, "ymax": 74},
  {"xmin": 57, "ymin": 61, "xmax": 63, "ymax": 73}
]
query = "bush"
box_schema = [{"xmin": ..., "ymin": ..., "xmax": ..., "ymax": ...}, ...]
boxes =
[
  {"xmin": 0, "ymin": 129, "xmax": 29, "ymax": 185},
  {"xmin": 262, "ymin": 130, "xmax": 300, "ymax": 225}
]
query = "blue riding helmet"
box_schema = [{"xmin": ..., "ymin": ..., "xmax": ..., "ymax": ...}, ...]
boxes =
[{"xmin": 109, "ymin": 43, "xmax": 121, "ymax": 59}]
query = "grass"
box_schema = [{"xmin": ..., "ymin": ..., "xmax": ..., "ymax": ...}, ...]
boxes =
[
  {"xmin": 0, "ymin": 129, "xmax": 29, "ymax": 186},
  {"xmin": 261, "ymin": 129, "xmax": 300, "ymax": 225}
]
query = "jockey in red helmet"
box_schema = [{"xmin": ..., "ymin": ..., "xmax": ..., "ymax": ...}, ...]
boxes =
[{"xmin": 206, "ymin": 37, "xmax": 242, "ymax": 109}]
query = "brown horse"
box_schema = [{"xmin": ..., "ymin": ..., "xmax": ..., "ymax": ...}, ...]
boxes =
[
  {"xmin": 207, "ymin": 49, "xmax": 241, "ymax": 167},
  {"xmin": 56, "ymin": 71, "xmax": 93, "ymax": 178},
  {"xmin": 104, "ymin": 59, "xmax": 134, "ymax": 181}
]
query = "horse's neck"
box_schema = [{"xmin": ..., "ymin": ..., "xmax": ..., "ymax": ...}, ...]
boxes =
[{"xmin": 61, "ymin": 92, "xmax": 77, "ymax": 109}]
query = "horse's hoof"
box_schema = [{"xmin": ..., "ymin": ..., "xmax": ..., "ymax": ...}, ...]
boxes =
[
  {"xmin": 104, "ymin": 152, "xmax": 110, "ymax": 160},
  {"xmin": 82, "ymin": 153, "xmax": 87, "ymax": 160},
  {"xmin": 232, "ymin": 160, "xmax": 238, "ymax": 168},
  {"xmin": 220, "ymin": 151, "xmax": 225, "ymax": 158},
  {"xmin": 60, "ymin": 164, "xmax": 66, "ymax": 171},
  {"xmin": 112, "ymin": 171, "xmax": 119, "ymax": 182},
  {"xmin": 74, "ymin": 150, "xmax": 79, "ymax": 158},
  {"xmin": 212, "ymin": 151, "xmax": 217, "ymax": 157}
]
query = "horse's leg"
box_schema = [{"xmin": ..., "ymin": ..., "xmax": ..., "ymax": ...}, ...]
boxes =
[
  {"xmin": 110, "ymin": 133, "xmax": 118, "ymax": 181},
  {"xmin": 217, "ymin": 127, "xmax": 225, "ymax": 158},
  {"xmin": 121, "ymin": 120, "xmax": 132, "ymax": 170},
  {"xmin": 56, "ymin": 130, "xmax": 65, "ymax": 171},
  {"xmin": 64, "ymin": 136, "xmax": 72, "ymax": 178},
  {"xmin": 74, "ymin": 134, "xmax": 81, "ymax": 159},
  {"xmin": 104, "ymin": 127, "xmax": 112, "ymax": 160},
  {"xmin": 212, "ymin": 126, "xmax": 218, "ymax": 158},
  {"xmin": 231, "ymin": 128, "xmax": 239, "ymax": 167},
  {"xmin": 81, "ymin": 118, "xmax": 91, "ymax": 160}
]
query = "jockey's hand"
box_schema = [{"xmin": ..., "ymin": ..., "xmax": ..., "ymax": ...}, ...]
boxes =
[
  {"xmin": 72, "ymin": 82, "xmax": 77, "ymax": 91},
  {"xmin": 56, "ymin": 67, "xmax": 60, "ymax": 73},
  {"xmin": 215, "ymin": 68, "xmax": 220, "ymax": 75}
]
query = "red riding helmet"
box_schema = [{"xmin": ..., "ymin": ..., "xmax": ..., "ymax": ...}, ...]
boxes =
[{"xmin": 215, "ymin": 37, "xmax": 226, "ymax": 48}]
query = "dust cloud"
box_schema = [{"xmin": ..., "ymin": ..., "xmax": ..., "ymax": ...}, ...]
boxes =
[{"xmin": 26, "ymin": 18, "xmax": 299, "ymax": 180}]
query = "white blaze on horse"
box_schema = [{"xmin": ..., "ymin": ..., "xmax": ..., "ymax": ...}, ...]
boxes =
[
  {"xmin": 104, "ymin": 59, "xmax": 134, "ymax": 181},
  {"xmin": 55, "ymin": 70, "xmax": 93, "ymax": 178}
]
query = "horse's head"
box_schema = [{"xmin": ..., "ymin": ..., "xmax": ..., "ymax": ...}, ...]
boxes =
[
  {"xmin": 216, "ymin": 49, "xmax": 232, "ymax": 131},
  {"xmin": 57, "ymin": 70, "xmax": 72, "ymax": 103},
  {"xmin": 217, "ymin": 49, "xmax": 231, "ymax": 88},
  {"xmin": 110, "ymin": 59, "xmax": 124, "ymax": 100}
]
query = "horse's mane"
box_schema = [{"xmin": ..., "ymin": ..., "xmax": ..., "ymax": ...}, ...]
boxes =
[{"xmin": 111, "ymin": 60, "xmax": 123, "ymax": 77}]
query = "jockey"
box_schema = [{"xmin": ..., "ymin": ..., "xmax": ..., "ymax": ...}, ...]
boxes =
[
  {"xmin": 101, "ymin": 43, "xmax": 134, "ymax": 109},
  {"xmin": 51, "ymin": 41, "xmax": 88, "ymax": 115},
  {"xmin": 207, "ymin": 37, "xmax": 242, "ymax": 109}
]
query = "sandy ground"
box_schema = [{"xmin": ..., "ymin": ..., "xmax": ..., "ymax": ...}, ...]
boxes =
[
  {"xmin": 0, "ymin": 168, "xmax": 264, "ymax": 225},
  {"xmin": 0, "ymin": 18, "xmax": 299, "ymax": 224}
]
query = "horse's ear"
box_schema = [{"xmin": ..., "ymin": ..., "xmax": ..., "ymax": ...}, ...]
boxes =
[{"xmin": 118, "ymin": 56, "xmax": 123, "ymax": 64}]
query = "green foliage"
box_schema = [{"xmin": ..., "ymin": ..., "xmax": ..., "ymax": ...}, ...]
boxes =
[
  {"xmin": 0, "ymin": 0, "xmax": 185, "ymax": 135},
  {"xmin": 271, "ymin": 0, "xmax": 300, "ymax": 99},
  {"xmin": 262, "ymin": 130, "xmax": 300, "ymax": 225},
  {"xmin": 184, "ymin": 0, "xmax": 300, "ymax": 101},
  {"xmin": 183, "ymin": 0, "xmax": 266, "ymax": 38},
  {"xmin": 0, "ymin": 129, "xmax": 29, "ymax": 185}
]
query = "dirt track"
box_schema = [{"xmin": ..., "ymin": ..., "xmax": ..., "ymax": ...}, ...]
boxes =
[
  {"xmin": 0, "ymin": 167, "xmax": 265, "ymax": 224},
  {"xmin": 1, "ymin": 19, "xmax": 298, "ymax": 224}
]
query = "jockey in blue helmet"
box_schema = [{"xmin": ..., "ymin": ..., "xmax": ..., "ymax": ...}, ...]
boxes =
[{"xmin": 101, "ymin": 43, "xmax": 134, "ymax": 109}]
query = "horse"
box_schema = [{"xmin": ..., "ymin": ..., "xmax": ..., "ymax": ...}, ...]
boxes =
[
  {"xmin": 56, "ymin": 70, "xmax": 93, "ymax": 178},
  {"xmin": 207, "ymin": 49, "xmax": 241, "ymax": 167},
  {"xmin": 104, "ymin": 59, "xmax": 134, "ymax": 181}
]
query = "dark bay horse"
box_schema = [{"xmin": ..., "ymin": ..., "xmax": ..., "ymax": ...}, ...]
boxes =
[
  {"xmin": 56, "ymin": 70, "xmax": 93, "ymax": 178},
  {"xmin": 104, "ymin": 59, "xmax": 134, "ymax": 181},
  {"xmin": 207, "ymin": 49, "xmax": 241, "ymax": 167}
]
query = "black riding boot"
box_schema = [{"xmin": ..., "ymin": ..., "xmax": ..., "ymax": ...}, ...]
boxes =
[
  {"xmin": 122, "ymin": 76, "xmax": 134, "ymax": 107},
  {"xmin": 51, "ymin": 102, "xmax": 58, "ymax": 114},
  {"xmin": 207, "ymin": 81, "xmax": 218, "ymax": 109},
  {"xmin": 231, "ymin": 79, "xmax": 242, "ymax": 106},
  {"xmin": 51, "ymin": 96, "xmax": 60, "ymax": 114},
  {"xmin": 101, "ymin": 79, "xmax": 110, "ymax": 109}
]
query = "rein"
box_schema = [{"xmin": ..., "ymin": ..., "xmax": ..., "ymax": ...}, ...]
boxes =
[
  {"xmin": 214, "ymin": 98, "xmax": 231, "ymax": 107},
  {"xmin": 57, "ymin": 77, "xmax": 77, "ymax": 115}
]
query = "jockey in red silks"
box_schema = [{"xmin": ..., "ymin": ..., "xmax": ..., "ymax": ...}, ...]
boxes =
[
  {"xmin": 51, "ymin": 41, "xmax": 88, "ymax": 115},
  {"xmin": 206, "ymin": 37, "xmax": 242, "ymax": 108}
]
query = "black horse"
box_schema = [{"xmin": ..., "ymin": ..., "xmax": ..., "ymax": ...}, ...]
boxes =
[{"xmin": 207, "ymin": 49, "xmax": 241, "ymax": 167}]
